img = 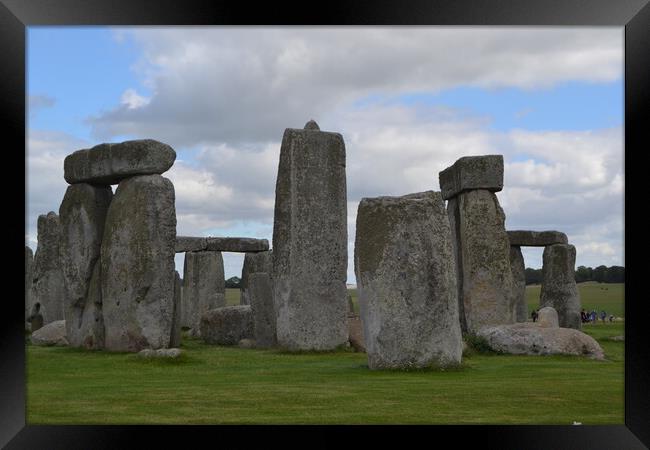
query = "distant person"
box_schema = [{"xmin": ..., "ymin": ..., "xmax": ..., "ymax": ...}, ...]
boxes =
[
  {"xmin": 580, "ymin": 309, "xmax": 588, "ymax": 323},
  {"xmin": 531, "ymin": 309, "xmax": 538, "ymax": 323},
  {"xmin": 601, "ymin": 310, "xmax": 607, "ymax": 323},
  {"xmin": 609, "ymin": 315, "xmax": 614, "ymax": 322},
  {"xmin": 27, "ymin": 302, "xmax": 43, "ymax": 333},
  {"xmin": 590, "ymin": 310, "xmax": 597, "ymax": 323}
]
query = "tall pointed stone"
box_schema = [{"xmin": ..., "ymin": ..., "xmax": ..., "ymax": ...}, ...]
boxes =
[
  {"xmin": 355, "ymin": 191, "xmax": 462, "ymax": 369},
  {"xmin": 101, "ymin": 175, "xmax": 177, "ymax": 351},
  {"xmin": 59, "ymin": 183, "xmax": 112, "ymax": 349},
  {"xmin": 540, "ymin": 244, "xmax": 581, "ymax": 329},
  {"xmin": 272, "ymin": 121, "xmax": 348, "ymax": 351},
  {"xmin": 510, "ymin": 246, "xmax": 527, "ymax": 322},
  {"xmin": 182, "ymin": 251, "xmax": 225, "ymax": 331},
  {"xmin": 31, "ymin": 212, "xmax": 65, "ymax": 325}
]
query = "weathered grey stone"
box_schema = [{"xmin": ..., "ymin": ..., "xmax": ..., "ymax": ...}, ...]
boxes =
[
  {"xmin": 238, "ymin": 338, "xmax": 256, "ymax": 349},
  {"xmin": 272, "ymin": 123, "xmax": 348, "ymax": 351},
  {"xmin": 64, "ymin": 139, "xmax": 176, "ymax": 185},
  {"xmin": 59, "ymin": 183, "xmax": 112, "ymax": 349},
  {"xmin": 137, "ymin": 348, "xmax": 183, "ymax": 359},
  {"xmin": 175, "ymin": 236, "xmax": 208, "ymax": 253},
  {"xmin": 355, "ymin": 191, "xmax": 463, "ymax": 369},
  {"xmin": 304, "ymin": 119, "xmax": 320, "ymax": 131},
  {"xmin": 31, "ymin": 320, "xmax": 68, "ymax": 346},
  {"xmin": 101, "ymin": 175, "xmax": 177, "ymax": 352},
  {"xmin": 507, "ymin": 230, "xmax": 568, "ymax": 247},
  {"xmin": 540, "ymin": 244, "xmax": 581, "ymax": 330},
  {"xmin": 509, "ymin": 246, "xmax": 527, "ymax": 323},
  {"xmin": 439, "ymin": 155, "xmax": 503, "ymax": 200},
  {"xmin": 538, "ymin": 306, "xmax": 559, "ymax": 328},
  {"xmin": 248, "ymin": 273, "xmax": 276, "ymax": 348},
  {"xmin": 182, "ymin": 251, "xmax": 225, "ymax": 332},
  {"xmin": 348, "ymin": 315, "xmax": 365, "ymax": 353},
  {"xmin": 200, "ymin": 305, "xmax": 253, "ymax": 345},
  {"xmin": 170, "ymin": 271, "xmax": 182, "ymax": 348},
  {"xmin": 25, "ymin": 246, "xmax": 33, "ymax": 329},
  {"xmin": 205, "ymin": 237, "xmax": 269, "ymax": 253},
  {"xmin": 448, "ymin": 190, "xmax": 516, "ymax": 334},
  {"xmin": 477, "ymin": 323, "xmax": 603, "ymax": 359},
  {"xmin": 30, "ymin": 212, "xmax": 65, "ymax": 325},
  {"xmin": 240, "ymin": 251, "xmax": 272, "ymax": 305}
]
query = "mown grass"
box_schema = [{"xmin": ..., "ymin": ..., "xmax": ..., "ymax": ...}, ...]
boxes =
[
  {"xmin": 526, "ymin": 282, "xmax": 624, "ymax": 318},
  {"xmin": 27, "ymin": 284, "xmax": 624, "ymax": 425}
]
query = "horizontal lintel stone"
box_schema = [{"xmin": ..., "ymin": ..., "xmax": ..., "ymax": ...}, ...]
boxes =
[
  {"xmin": 507, "ymin": 230, "xmax": 568, "ymax": 247},
  {"xmin": 438, "ymin": 155, "xmax": 503, "ymax": 200}
]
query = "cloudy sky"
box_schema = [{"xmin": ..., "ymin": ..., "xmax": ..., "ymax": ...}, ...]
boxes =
[{"xmin": 27, "ymin": 27, "xmax": 624, "ymax": 283}]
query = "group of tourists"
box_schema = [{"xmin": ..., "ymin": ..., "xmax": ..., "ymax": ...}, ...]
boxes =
[{"xmin": 580, "ymin": 309, "xmax": 614, "ymax": 324}]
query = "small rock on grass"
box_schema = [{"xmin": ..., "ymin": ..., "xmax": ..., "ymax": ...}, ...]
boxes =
[{"xmin": 137, "ymin": 348, "xmax": 183, "ymax": 359}]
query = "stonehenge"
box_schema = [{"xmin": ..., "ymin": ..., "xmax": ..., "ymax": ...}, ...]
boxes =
[
  {"xmin": 441, "ymin": 156, "xmax": 516, "ymax": 334},
  {"xmin": 272, "ymin": 120, "xmax": 348, "ymax": 351},
  {"xmin": 27, "ymin": 119, "xmax": 590, "ymax": 368},
  {"xmin": 355, "ymin": 191, "xmax": 463, "ymax": 369}
]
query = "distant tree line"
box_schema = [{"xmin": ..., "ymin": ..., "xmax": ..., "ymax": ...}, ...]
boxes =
[
  {"xmin": 524, "ymin": 265, "xmax": 624, "ymax": 285},
  {"xmin": 226, "ymin": 276, "xmax": 241, "ymax": 289}
]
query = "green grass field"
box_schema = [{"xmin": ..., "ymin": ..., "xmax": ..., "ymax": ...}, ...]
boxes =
[{"xmin": 26, "ymin": 283, "xmax": 624, "ymax": 425}]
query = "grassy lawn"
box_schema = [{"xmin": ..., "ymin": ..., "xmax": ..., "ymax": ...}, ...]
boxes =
[{"xmin": 26, "ymin": 284, "xmax": 624, "ymax": 425}]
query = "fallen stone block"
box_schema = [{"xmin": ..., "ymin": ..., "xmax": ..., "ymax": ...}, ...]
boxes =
[
  {"xmin": 31, "ymin": 320, "xmax": 68, "ymax": 347},
  {"xmin": 200, "ymin": 305, "xmax": 254, "ymax": 345}
]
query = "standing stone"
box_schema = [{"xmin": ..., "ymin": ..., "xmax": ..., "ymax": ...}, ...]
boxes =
[
  {"xmin": 272, "ymin": 121, "xmax": 348, "ymax": 351},
  {"xmin": 248, "ymin": 272, "xmax": 276, "ymax": 348},
  {"xmin": 101, "ymin": 175, "xmax": 177, "ymax": 352},
  {"xmin": 354, "ymin": 191, "xmax": 463, "ymax": 369},
  {"xmin": 30, "ymin": 212, "xmax": 65, "ymax": 325},
  {"xmin": 59, "ymin": 183, "xmax": 112, "ymax": 349},
  {"xmin": 182, "ymin": 251, "xmax": 225, "ymax": 332},
  {"xmin": 540, "ymin": 244, "xmax": 581, "ymax": 330},
  {"xmin": 170, "ymin": 270, "xmax": 182, "ymax": 347},
  {"xmin": 447, "ymin": 189, "xmax": 516, "ymax": 334},
  {"xmin": 240, "ymin": 251, "xmax": 272, "ymax": 305},
  {"xmin": 509, "ymin": 246, "xmax": 527, "ymax": 323},
  {"xmin": 537, "ymin": 306, "xmax": 559, "ymax": 328},
  {"xmin": 25, "ymin": 246, "xmax": 33, "ymax": 329}
]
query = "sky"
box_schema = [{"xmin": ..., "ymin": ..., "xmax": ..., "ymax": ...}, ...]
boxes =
[{"xmin": 26, "ymin": 27, "xmax": 624, "ymax": 283}]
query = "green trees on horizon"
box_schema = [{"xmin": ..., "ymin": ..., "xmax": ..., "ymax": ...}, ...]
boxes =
[{"xmin": 524, "ymin": 265, "xmax": 624, "ymax": 285}]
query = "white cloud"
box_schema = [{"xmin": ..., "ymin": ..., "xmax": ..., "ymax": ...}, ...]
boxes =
[{"xmin": 120, "ymin": 88, "xmax": 150, "ymax": 109}]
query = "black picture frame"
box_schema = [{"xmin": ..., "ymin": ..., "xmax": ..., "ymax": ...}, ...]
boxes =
[{"xmin": 2, "ymin": 0, "xmax": 648, "ymax": 448}]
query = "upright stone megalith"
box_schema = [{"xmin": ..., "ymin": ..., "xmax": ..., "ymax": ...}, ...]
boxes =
[
  {"xmin": 101, "ymin": 175, "xmax": 177, "ymax": 351},
  {"xmin": 59, "ymin": 183, "xmax": 112, "ymax": 349},
  {"xmin": 509, "ymin": 246, "xmax": 527, "ymax": 323},
  {"xmin": 248, "ymin": 272, "xmax": 277, "ymax": 348},
  {"xmin": 25, "ymin": 246, "xmax": 33, "ymax": 328},
  {"xmin": 540, "ymin": 244, "xmax": 581, "ymax": 330},
  {"xmin": 182, "ymin": 251, "xmax": 225, "ymax": 331},
  {"xmin": 441, "ymin": 155, "xmax": 515, "ymax": 334},
  {"xmin": 240, "ymin": 251, "xmax": 272, "ymax": 305},
  {"xmin": 272, "ymin": 121, "xmax": 348, "ymax": 351},
  {"xmin": 31, "ymin": 212, "xmax": 65, "ymax": 325},
  {"xmin": 170, "ymin": 270, "xmax": 182, "ymax": 348},
  {"xmin": 355, "ymin": 192, "xmax": 462, "ymax": 369}
]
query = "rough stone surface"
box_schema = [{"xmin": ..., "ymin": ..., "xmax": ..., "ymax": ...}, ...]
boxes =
[
  {"xmin": 240, "ymin": 251, "xmax": 272, "ymax": 305},
  {"xmin": 182, "ymin": 251, "xmax": 225, "ymax": 331},
  {"xmin": 348, "ymin": 315, "xmax": 365, "ymax": 353},
  {"xmin": 175, "ymin": 236, "xmax": 208, "ymax": 253},
  {"xmin": 30, "ymin": 212, "xmax": 65, "ymax": 325},
  {"xmin": 137, "ymin": 348, "xmax": 183, "ymax": 359},
  {"xmin": 355, "ymin": 191, "xmax": 463, "ymax": 369},
  {"xmin": 507, "ymin": 230, "xmax": 568, "ymax": 247},
  {"xmin": 200, "ymin": 305, "xmax": 253, "ymax": 345},
  {"xmin": 205, "ymin": 237, "xmax": 269, "ymax": 253},
  {"xmin": 540, "ymin": 244, "xmax": 581, "ymax": 330},
  {"xmin": 439, "ymin": 155, "xmax": 504, "ymax": 200},
  {"xmin": 272, "ymin": 124, "xmax": 348, "ymax": 351},
  {"xmin": 538, "ymin": 306, "xmax": 559, "ymax": 328},
  {"xmin": 477, "ymin": 323, "xmax": 604, "ymax": 359},
  {"xmin": 509, "ymin": 246, "xmax": 527, "ymax": 323},
  {"xmin": 170, "ymin": 271, "xmax": 182, "ymax": 348},
  {"xmin": 101, "ymin": 175, "xmax": 177, "ymax": 352},
  {"xmin": 448, "ymin": 190, "xmax": 516, "ymax": 334},
  {"xmin": 59, "ymin": 183, "xmax": 112, "ymax": 349},
  {"xmin": 25, "ymin": 246, "xmax": 33, "ymax": 328},
  {"xmin": 248, "ymin": 273, "xmax": 276, "ymax": 348},
  {"xmin": 31, "ymin": 320, "xmax": 68, "ymax": 346},
  {"xmin": 238, "ymin": 338, "xmax": 256, "ymax": 349},
  {"xmin": 64, "ymin": 139, "xmax": 176, "ymax": 185}
]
